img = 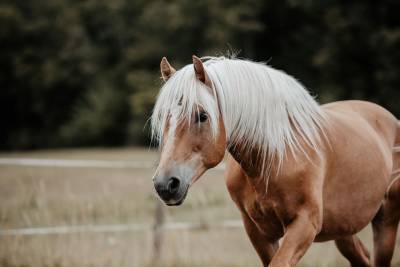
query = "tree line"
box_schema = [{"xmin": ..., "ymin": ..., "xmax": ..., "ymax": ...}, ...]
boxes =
[{"xmin": 1, "ymin": 0, "xmax": 399, "ymax": 149}]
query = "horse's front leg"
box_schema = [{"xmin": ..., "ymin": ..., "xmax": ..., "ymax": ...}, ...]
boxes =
[
  {"xmin": 242, "ymin": 213, "xmax": 279, "ymax": 266},
  {"xmin": 269, "ymin": 209, "xmax": 321, "ymax": 267}
]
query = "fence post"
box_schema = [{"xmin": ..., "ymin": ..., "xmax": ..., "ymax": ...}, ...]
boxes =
[{"xmin": 152, "ymin": 199, "xmax": 165, "ymax": 265}]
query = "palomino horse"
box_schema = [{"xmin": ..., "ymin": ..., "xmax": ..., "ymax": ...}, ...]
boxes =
[{"xmin": 151, "ymin": 55, "xmax": 400, "ymax": 267}]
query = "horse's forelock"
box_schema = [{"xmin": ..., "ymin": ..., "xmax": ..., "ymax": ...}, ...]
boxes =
[{"xmin": 151, "ymin": 64, "xmax": 220, "ymax": 145}]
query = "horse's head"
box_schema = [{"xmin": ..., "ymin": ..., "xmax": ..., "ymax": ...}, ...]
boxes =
[{"xmin": 151, "ymin": 56, "xmax": 226, "ymax": 206}]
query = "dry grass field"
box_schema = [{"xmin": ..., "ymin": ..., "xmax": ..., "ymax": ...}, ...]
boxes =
[{"xmin": 1, "ymin": 148, "xmax": 400, "ymax": 267}]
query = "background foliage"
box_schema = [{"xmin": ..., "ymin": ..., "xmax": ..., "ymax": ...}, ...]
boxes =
[{"xmin": 1, "ymin": 0, "xmax": 399, "ymax": 150}]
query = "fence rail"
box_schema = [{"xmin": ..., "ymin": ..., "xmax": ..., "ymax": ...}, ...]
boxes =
[
  {"xmin": 0, "ymin": 156, "xmax": 230, "ymax": 260},
  {"xmin": 0, "ymin": 158, "xmax": 225, "ymax": 170},
  {"xmin": 0, "ymin": 220, "xmax": 243, "ymax": 236}
]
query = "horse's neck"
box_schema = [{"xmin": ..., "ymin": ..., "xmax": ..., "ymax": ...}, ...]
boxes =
[
  {"xmin": 228, "ymin": 143, "xmax": 279, "ymax": 179},
  {"xmin": 227, "ymin": 133, "xmax": 318, "ymax": 182}
]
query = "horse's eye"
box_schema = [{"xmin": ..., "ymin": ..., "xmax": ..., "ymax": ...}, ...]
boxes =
[{"xmin": 195, "ymin": 112, "xmax": 208, "ymax": 123}]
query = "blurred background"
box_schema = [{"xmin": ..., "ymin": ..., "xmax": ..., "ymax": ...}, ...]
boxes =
[{"xmin": 1, "ymin": 0, "xmax": 400, "ymax": 267}]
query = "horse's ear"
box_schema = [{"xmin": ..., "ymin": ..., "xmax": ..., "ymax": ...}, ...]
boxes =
[
  {"xmin": 192, "ymin": 55, "xmax": 211, "ymax": 86},
  {"xmin": 160, "ymin": 57, "xmax": 176, "ymax": 82}
]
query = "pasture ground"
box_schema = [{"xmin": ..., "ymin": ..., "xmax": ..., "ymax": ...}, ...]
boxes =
[{"xmin": 1, "ymin": 148, "xmax": 400, "ymax": 267}]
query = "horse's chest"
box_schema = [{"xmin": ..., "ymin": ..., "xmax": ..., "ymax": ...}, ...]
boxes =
[{"xmin": 243, "ymin": 195, "xmax": 286, "ymax": 239}]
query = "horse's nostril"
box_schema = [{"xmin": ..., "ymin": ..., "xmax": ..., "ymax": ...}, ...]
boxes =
[{"xmin": 167, "ymin": 177, "xmax": 180, "ymax": 194}]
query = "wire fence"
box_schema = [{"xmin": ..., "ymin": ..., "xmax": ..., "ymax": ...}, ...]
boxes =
[
  {"xmin": 0, "ymin": 157, "xmax": 234, "ymax": 241},
  {"xmin": 0, "ymin": 156, "xmax": 235, "ymax": 260}
]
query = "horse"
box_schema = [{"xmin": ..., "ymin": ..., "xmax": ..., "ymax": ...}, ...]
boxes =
[{"xmin": 151, "ymin": 55, "xmax": 400, "ymax": 267}]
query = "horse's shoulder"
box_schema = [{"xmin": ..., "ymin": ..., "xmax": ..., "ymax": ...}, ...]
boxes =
[{"xmin": 224, "ymin": 156, "xmax": 246, "ymax": 190}]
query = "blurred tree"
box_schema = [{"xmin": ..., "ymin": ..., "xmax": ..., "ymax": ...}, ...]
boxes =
[
  {"xmin": 0, "ymin": 0, "xmax": 131, "ymax": 148},
  {"xmin": 0, "ymin": 0, "xmax": 398, "ymax": 149},
  {"xmin": 252, "ymin": 0, "xmax": 400, "ymax": 112}
]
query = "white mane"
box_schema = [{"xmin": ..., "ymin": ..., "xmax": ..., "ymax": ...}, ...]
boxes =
[{"xmin": 151, "ymin": 57, "xmax": 327, "ymax": 172}]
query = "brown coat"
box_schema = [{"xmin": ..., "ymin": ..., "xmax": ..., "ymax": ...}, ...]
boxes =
[{"xmin": 225, "ymin": 101, "xmax": 400, "ymax": 267}]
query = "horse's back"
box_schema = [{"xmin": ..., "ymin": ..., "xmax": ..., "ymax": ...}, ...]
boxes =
[
  {"xmin": 323, "ymin": 100, "xmax": 398, "ymax": 148},
  {"xmin": 324, "ymin": 100, "xmax": 399, "ymax": 175}
]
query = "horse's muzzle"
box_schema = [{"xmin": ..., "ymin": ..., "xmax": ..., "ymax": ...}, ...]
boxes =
[{"xmin": 153, "ymin": 175, "xmax": 189, "ymax": 205}]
